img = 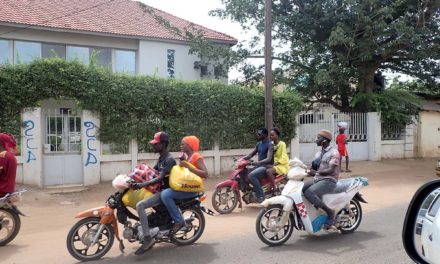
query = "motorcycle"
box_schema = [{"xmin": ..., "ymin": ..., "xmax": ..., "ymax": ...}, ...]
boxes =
[
  {"xmin": 256, "ymin": 158, "xmax": 369, "ymax": 246},
  {"xmin": 66, "ymin": 175, "xmax": 214, "ymax": 262},
  {"xmin": 212, "ymin": 158, "xmax": 287, "ymax": 214},
  {"xmin": 0, "ymin": 189, "xmax": 27, "ymax": 246}
]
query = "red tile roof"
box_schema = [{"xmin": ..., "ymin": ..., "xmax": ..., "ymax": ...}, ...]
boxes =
[{"xmin": 0, "ymin": 0, "xmax": 237, "ymax": 44}]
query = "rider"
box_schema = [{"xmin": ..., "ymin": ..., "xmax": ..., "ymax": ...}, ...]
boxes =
[
  {"xmin": 161, "ymin": 135, "xmax": 208, "ymax": 233},
  {"xmin": 266, "ymin": 128, "xmax": 289, "ymax": 194},
  {"xmin": 304, "ymin": 129, "xmax": 340, "ymax": 228},
  {"xmin": 132, "ymin": 131, "xmax": 176, "ymax": 255},
  {"xmin": 243, "ymin": 128, "xmax": 274, "ymax": 203},
  {"xmin": 0, "ymin": 132, "xmax": 18, "ymax": 198}
]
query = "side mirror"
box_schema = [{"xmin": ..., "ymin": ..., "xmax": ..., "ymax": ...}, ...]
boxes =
[{"xmin": 403, "ymin": 179, "xmax": 440, "ymax": 264}]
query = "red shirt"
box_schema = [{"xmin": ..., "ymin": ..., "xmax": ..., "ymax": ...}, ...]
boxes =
[
  {"xmin": 336, "ymin": 134, "xmax": 347, "ymax": 151},
  {"xmin": 0, "ymin": 151, "xmax": 17, "ymax": 197}
]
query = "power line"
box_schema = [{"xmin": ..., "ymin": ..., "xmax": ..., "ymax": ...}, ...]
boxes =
[{"xmin": 0, "ymin": 0, "xmax": 115, "ymax": 37}]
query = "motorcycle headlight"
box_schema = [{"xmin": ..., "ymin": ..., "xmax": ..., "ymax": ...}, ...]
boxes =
[{"xmin": 107, "ymin": 196, "xmax": 117, "ymax": 208}]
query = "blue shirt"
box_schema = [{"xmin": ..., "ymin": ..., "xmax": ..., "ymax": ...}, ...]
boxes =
[{"xmin": 256, "ymin": 139, "xmax": 272, "ymax": 164}]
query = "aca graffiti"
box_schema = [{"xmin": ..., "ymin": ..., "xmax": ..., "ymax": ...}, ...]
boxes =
[
  {"xmin": 84, "ymin": 121, "xmax": 98, "ymax": 167},
  {"xmin": 23, "ymin": 120, "xmax": 37, "ymax": 163}
]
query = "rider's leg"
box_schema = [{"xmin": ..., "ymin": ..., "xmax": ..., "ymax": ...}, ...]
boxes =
[
  {"xmin": 303, "ymin": 180, "xmax": 337, "ymax": 220},
  {"xmin": 160, "ymin": 188, "xmax": 198, "ymax": 232},
  {"xmin": 134, "ymin": 192, "xmax": 161, "ymax": 255},
  {"xmin": 249, "ymin": 166, "xmax": 267, "ymax": 202},
  {"xmin": 266, "ymin": 167, "xmax": 278, "ymax": 193}
]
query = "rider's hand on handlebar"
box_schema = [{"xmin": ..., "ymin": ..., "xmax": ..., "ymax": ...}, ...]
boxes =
[{"xmin": 131, "ymin": 182, "xmax": 144, "ymax": 190}]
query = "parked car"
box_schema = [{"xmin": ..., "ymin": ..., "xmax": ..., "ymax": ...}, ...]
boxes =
[
  {"xmin": 403, "ymin": 179, "xmax": 440, "ymax": 264},
  {"xmin": 416, "ymin": 209, "xmax": 428, "ymax": 235}
]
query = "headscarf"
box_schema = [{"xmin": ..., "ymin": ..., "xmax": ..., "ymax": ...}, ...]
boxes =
[
  {"xmin": 182, "ymin": 136, "xmax": 200, "ymax": 151},
  {"xmin": 0, "ymin": 132, "xmax": 17, "ymax": 153}
]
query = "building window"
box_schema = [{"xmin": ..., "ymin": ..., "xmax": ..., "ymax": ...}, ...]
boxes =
[
  {"xmin": 0, "ymin": 39, "xmax": 10, "ymax": 64},
  {"xmin": 91, "ymin": 48, "xmax": 111, "ymax": 68},
  {"xmin": 14, "ymin": 41, "xmax": 41, "ymax": 64},
  {"xmin": 42, "ymin": 43, "xmax": 66, "ymax": 59},
  {"xmin": 67, "ymin": 46, "xmax": 90, "ymax": 65},
  {"xmin": 115, "ymin": 50, "xmax": 136, "ymax": 74},
  {"xmin": 167, "ymin": 49, "xmax": 175, "ymax": 78}
]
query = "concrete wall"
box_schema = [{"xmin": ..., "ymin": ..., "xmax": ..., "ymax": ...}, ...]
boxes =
[
  {"xmin": 418, "ymin": 111, "xmax": 440, "ymax": 157},
  {"xmin": 0, "ymin": 25, "xmax": 138, "ymax": 50},
  {"xmin": 381, "ymin": 140, "xmax": 405, "ymax": 159},
  {"xmin": 1, "ymin": 25, "xmax": 225, "ymax": 82},
  {"xmin": 138, "ymin": 40, "xmax": 201, "ymax": 80}
]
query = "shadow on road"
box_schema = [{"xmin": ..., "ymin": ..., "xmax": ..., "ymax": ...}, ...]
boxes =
[
  {"xmin": 87, "ymin": 242, "xmax": 220, "ymax": 264},
  {"xmin": 260, "ymin": 231, "xmax": 383, "ymax": 256},
  {"xmin": 0, "ymin": 244, "xmax": 29, "ymax": 262}
]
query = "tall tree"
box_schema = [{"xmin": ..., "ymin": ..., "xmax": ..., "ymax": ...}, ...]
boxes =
[{"xmin": 210, "ymin": 0, "xmax": 440, "ymax": 112}]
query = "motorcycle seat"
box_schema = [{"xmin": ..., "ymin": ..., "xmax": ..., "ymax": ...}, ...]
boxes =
[
  {"xmin": 333, "ymin": 178, "xmax": 356, "ymax": 193},
  {"xmin": 175, "ymin": 192, "xmax": 204, "ymax": 204}
]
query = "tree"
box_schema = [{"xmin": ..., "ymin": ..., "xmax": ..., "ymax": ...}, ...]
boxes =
[{"xmin": 209, "ymin": 0, "xmax": 440, "ymax": 112}]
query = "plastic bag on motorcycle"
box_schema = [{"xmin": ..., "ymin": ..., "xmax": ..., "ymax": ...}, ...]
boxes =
[{"xmin": 119, "ymin": 164, "xmax": 160, "ymax": 209}]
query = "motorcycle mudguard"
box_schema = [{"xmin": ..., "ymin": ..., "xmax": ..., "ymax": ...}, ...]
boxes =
[
  {"xmin": 215, "ymin": 179, "xmax": 239, "ymax": 191},
  {"xmin": 75, "ymin": 206, "xmax": 106, "ymax": 219},
  {"xmin": 11, "ymin": 205, "xmax": 28, "ymax": 216},
  {"xmin": 75, "ymin": 206, "xmax": 121, "ymax": 240},
  {"xmin": 354, "ymin": 192, "xmax": 368, "ymax": 203}
]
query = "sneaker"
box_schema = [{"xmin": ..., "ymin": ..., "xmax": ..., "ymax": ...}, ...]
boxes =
[
  {"xmin": 134, "ymin": 236, "xmax": 155, "ymax": 255},
  {"xmin": 172, "ymin": 222, "xmax": 185, "ymax": 234}
]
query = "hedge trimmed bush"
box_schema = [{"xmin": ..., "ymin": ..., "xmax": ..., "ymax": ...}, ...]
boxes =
[{"xmin": 0, "ymin": 59, "xmax": 302, "ymax": 151}]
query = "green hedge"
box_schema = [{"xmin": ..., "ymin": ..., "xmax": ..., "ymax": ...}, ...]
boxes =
[{"xmin": 0, "ymin": 59, "xmax": 302, "ymax": 151}]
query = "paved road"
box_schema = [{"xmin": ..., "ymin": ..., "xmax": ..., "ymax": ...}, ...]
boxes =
[
  {"xmin": 1, "ymin": 158, "xmax": 437, "ymax": 264},
  {"xmin": 84, "ymin": 203, "xmax": 412, "ymax": 264}
]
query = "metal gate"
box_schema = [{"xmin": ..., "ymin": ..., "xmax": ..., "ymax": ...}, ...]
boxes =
[
  {"xmin": 298, "ymin": 111, "xmax": 369, "ymax": 162},
  {"xmin": 42, "ymin": 108, "xmax": 83, "ymax": 186}
]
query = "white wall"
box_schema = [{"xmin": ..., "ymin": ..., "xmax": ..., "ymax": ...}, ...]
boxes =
[
  {"xmin": 418, "ymin": 111, "xmax": 440, "ymax": 157},
  {"xmin": 0, "ymin": 25, "xmax": 138, "ymax": 50},
  {"xmin": 138, "ymin": 40, "xmax": 200, "ymax": 80},
  {"xmin": 381, "ymin": 140, "xmax": 405, "ymax": 159}
]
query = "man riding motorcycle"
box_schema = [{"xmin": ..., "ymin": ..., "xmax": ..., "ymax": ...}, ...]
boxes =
[
  {"xmin": 0, "ymin": 132, "xmax": 18, "ymax": 198},
  {"xmin": 243, "ymin": 128, "xmax": 274, "ymax": 203},
  {"xmin": 304, "ymin": 129, "xmax": 340, "ymax": 228},
  {"xmin": 131, "ymin": 131, "xmax": 176, "ymax": 255}
]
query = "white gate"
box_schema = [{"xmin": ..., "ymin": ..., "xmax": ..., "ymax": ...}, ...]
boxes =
[
  {"xmin": 42, "ymin": 107, "xmax": 83, "ymax": 186},
  {"xmin": 298, "ymin": 111, "xmax": 369, "ymax": 162}
]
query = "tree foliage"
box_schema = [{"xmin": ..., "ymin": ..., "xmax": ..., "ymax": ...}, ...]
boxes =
[
  {"xmin": 208, "ymin": 0, "xmax": 439, "ymax": 113},
  {"xmin": 0, "ymin": 59, "xmax": 302, "ymax": 151}
]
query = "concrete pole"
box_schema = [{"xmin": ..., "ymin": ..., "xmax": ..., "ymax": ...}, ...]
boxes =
[{"xmin": 264, "ymin": 0, "xmax": 273, "ymax": 131}]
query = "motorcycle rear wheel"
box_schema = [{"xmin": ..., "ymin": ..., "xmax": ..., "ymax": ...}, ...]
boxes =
[
  {"xmin": 338, "ymin": 199, "xmax": 362, "ymax": 234},
  {"xmin": 212, "ymin": 187, "xmax": 239, "ymax": 214},
  {"xmin": 172, "ymin": 207, "xmax": 205, "ymax": 246},
  {"xmin": 256, "ymin": 205, "xmax": 294, "ymax": 246},
  {"xmin": 66, "ymin": 217, "xmax": 115, "ymax": 262},
  {"xmin": 0, "ymin": 208, "xmax": 21, "ymax": 246}
]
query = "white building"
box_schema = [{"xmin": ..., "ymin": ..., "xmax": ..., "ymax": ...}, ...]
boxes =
[{"xmin": 0, "ymin": 0, "xmax": 237, "ymax": 187}]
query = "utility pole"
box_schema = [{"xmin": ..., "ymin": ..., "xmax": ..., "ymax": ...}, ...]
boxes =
[{"xmin": 264, "ymin": 0, "xmax": 273, "ymax": 131}]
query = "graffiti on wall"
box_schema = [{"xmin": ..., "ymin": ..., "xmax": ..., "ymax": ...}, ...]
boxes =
[
  {"xmin": 24, "ymin": 120, "xmax": 37, "ymax": 163},
  {"xmin": 84, "ymin": 121, "xmax": 97, "ymax": 167}
]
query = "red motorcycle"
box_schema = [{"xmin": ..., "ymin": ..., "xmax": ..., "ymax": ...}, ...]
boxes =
[{"xmin": 211, "ymin": 158, "xmax": 286, "ymax": 214}]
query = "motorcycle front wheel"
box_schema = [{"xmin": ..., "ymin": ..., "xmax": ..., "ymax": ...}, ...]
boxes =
[
  {"xmin": 172, "ymin": 207, "xmax": 205, "ymax": 246},
  {"xmin": 0, "ymin": 208, "xmax": 21, "ymax": 246},
  {"xmin": 211, "ymin": 187, "xmax": 239, "ymax": 214},
  {"xmin": 256, "ymin": 205, "xmax": 294, "ymax": 246},
  {"xmin": 66, "ymin": 217, "xmax": 115, "ymax": 262}
]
